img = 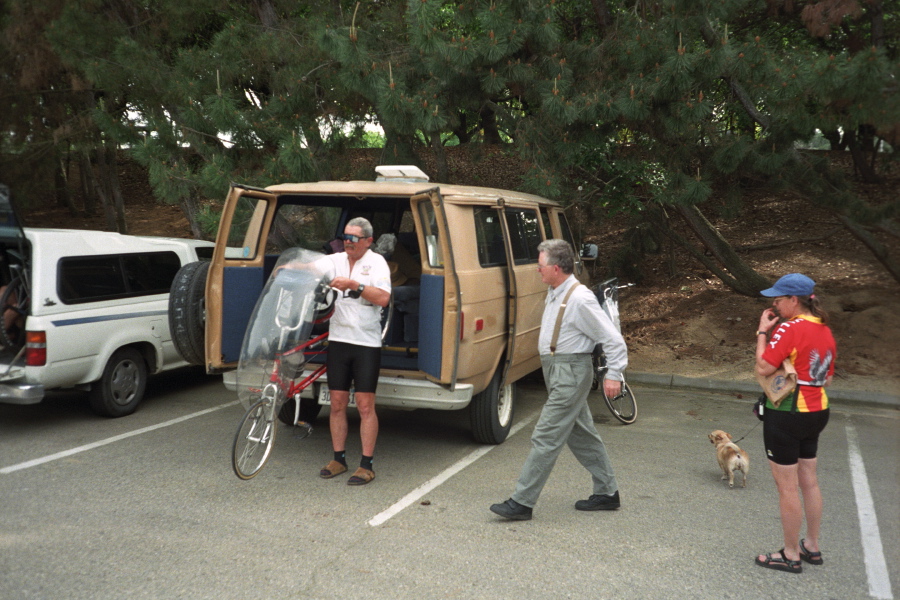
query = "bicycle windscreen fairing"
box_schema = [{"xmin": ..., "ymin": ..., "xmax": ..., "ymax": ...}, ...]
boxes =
[{"xmin": 235, "ymin": 248, "xmax": 330, "ymax": 410}]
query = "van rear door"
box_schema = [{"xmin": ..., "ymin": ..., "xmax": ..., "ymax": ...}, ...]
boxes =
[
  {"xmin": 409, "ymin": 189, "xmax": 461, "ymax": 388},
  {"xmin": 206, "ymin": 185, "xmax": 278, "ymax": 371}
]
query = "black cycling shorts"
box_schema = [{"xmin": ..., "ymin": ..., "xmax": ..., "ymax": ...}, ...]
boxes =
[
  {"xmin": 763, "ymin": 409, "xmax": 830, "ymax": 465},
  {"xmin": 325, "ymin": 340, "xmax": 381, "ymax": 394}
]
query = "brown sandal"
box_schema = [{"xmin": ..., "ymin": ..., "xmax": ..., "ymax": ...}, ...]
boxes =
[
  {"xmin": 347, "ymin": 467, "xmax": 375, "ymax": 486},
  {"xmin": 319, "ymin": 460, "xmax": 348, "ymax": 479}
]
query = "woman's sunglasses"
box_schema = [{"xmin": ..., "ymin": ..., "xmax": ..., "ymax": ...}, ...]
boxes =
[{"xmin": 339, "ymin": 233, "xmax": 366, "ymax": 243}]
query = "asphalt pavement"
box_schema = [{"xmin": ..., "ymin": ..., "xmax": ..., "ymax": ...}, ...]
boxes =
[{"xmin": 0, "ymin": 368, "xmax": 897, "ymax": 600}]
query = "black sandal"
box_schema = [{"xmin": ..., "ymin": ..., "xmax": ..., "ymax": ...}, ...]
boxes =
[
  {"xmin": 755, "ymin": 549, "xmax": 802, "ymax": 574},
  {"xmin": 799, "ymin": 539, "xmax": 823, "ymax": 565}
]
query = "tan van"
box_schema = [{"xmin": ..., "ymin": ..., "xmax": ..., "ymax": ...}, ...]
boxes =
[{"xmin": 175, "ymin": 166, "xmax": 594, "ymax": 443}]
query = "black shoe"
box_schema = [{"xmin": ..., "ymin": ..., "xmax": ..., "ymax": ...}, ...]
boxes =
[
  {"xmin": 575, "ymin": 490, "xmax": 620, "ymax": 511},
  {"xmin": 490, "ymin": 498, "xmax": 533, "ymax": 521}
]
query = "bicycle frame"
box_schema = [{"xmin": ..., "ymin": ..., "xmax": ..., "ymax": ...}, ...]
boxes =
[{"xmin": 252, "ymin": 330, "xmax": 329, "ymax": 418}]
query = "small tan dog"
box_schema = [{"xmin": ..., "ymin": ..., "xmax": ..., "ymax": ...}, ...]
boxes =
[{"xmin": 708, "ymin": 430, "xmax": 749, "ymax": 488}]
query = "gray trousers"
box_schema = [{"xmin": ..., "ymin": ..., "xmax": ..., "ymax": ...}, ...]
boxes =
[{"xmin": 511, "ymin": 353, "xmax": 618, "ymax": 508}]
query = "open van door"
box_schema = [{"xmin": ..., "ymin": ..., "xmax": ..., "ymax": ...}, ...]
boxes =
[
  {"xmin": 409, "ymin": 189, "xmax": 462, "ymax": 388},
  {"xmin": 205, "ymin": 185, "xmax": 278, "ymax": 372},
  {"xmin": 0, "ymin": 184, "xmax": 30, "ymax": 351}
]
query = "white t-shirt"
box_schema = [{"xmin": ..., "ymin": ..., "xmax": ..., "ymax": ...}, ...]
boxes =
[{"xmin": 318, "ymin": 250, "xmax": 391, "ymax": 347}]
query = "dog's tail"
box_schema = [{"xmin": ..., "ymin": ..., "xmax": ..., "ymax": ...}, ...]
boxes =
[{"xmin": 727, "ymin": 443, "xmax": 748, "ymax": 468}]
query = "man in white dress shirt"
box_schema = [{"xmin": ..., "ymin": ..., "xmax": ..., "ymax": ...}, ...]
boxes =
[{"xmin": 490, "ymin": 239, "xmax": 627, "ymax": 520}]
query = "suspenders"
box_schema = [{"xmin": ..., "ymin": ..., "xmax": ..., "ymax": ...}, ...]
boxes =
[{"xmin": 549, "ymin": 283, "xmax": 581, "ymax": 355}]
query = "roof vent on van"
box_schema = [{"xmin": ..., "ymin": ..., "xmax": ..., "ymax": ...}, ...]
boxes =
[{"xmin": 375, "ymin": 165, "xmax": 430, "ymax": 183}]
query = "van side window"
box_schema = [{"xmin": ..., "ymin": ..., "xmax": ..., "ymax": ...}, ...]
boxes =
[
  {"xmin": 541, "ymin": 209, "xmax": 553, "ymax": 239},
  {"xmin": 418, "ymin": 201, "xmax": 443, "ymax": 268},
  {"xmin": 475, "ymin": 207, "xmax": 505, "ymax": 267},
  {"xmin": 505, "ymin": 209, "xmax": 541, "ymax": 264},
  {"xmin": 226, "ymin": 196, "xmax": 267, "ymax": 259},
  {"xmin": 58, "ymin": 251, "xmax": 181, "ymax": 304},
  {"xmin": 475, "ymin": 208, "xmax": 542, "ymax": 267}
]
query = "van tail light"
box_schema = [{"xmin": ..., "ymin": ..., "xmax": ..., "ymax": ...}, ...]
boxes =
[
  {"xmin": 459, "ymin": 312, "xmax": 464, "ymax": 341},
  {"xmin": 26, "ymin": 331, "xmax": 47, "ymax": 366}
]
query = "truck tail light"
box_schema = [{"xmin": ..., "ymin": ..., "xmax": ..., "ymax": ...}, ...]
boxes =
[
  {"xmin": 26, "ymin": 331, "xmax": 47, "ymax": 366},
  {"xmin": 459, "ymin": 312, "xmax": 464, "ymax": 341}
]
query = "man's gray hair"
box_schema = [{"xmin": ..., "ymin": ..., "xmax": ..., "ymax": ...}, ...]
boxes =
[
  {"xmin": 346, "ymin": 217, "xmax": 374, "ymax": 239},
  {"xmin": 537, "ymin": 239, "xmax": 575, "ymax": 274}
]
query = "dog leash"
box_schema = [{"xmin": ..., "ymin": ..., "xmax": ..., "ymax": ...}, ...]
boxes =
[{"xmin": 732, "ymin": 420, "xmax": 761, "ymax": 444}]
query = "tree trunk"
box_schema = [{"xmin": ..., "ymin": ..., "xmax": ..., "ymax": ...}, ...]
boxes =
[
  {"xmin": 55, "ymin": 155, "xmax": 77, "ymax": 215},
  {"xmin": 431, "ymin": 132, "xmax": 449, "ymax": 183},
  {"xmin": 381, "ymin": 126, "xmax": 419, "ymax": 166},
  {"xmin": 479, "ymin": 106, "xmax": 502, "ymax": 144},
  {"xmin": 844, "ymin": 129, "xmax": 881, "ymax": 183},
  {"xmin": 590, "ymin": 0, "xmax": 612, "ymax": 29},
  {"xmin": 93, "ymin": 147, "xmax": 117, "ymax": 231},
  {"xmin": 79, "ymin": 151, "xmax": 97, "ymax": 216},
  {"xmin": 106, "ymin": 144, "xmax": 128, "ymax": 234},
  {"xmin": 179, "ymin": 197, "xmax": 203, "ymax": 239},
  {"xmin": 675, "ymin": 204, "xmax": 772, "ymax": 296},
  {"xmin": 870, "ymin": 0, "xmax": 884, "ymax": 48},
  {"xmin": 453, "ymin": 112, "xmax": 471, "ymax": 144}
]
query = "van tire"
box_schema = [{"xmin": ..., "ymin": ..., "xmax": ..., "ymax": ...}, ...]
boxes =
[
  {"xmin": 89, "ymin": 348, "xmax": 148, "ymax": 417},
  {"xmin": 169, "ymin": 260, "xmax": 209, "ymax": 366},
  {"xmin": 470, "ymin": 368, "xmax": 515, "ymax": 444}
]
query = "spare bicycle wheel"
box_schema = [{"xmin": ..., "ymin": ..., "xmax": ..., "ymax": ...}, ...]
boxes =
[{"xmin": 603, "ymin": 382, "xmax": 637, "ymax": 425}]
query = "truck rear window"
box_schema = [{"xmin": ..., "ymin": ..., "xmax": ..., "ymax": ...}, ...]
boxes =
[{"xmin": 58, "ymin": 251, "xmax": 182, "ymax": 304}]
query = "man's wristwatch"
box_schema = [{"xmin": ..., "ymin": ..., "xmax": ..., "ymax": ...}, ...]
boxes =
[
  {"xmin": 348, "ymin": 283, "xmax": 365, "ymax": 299},
  {"xmin": 757, "ymin": 331, "xmax": 767, "ymax": 336}
]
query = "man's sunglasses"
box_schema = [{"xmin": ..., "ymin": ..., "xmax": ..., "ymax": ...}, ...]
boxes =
[{"xmin": 339, "ymin": 233, "xmax": 367, "ymax": 243}]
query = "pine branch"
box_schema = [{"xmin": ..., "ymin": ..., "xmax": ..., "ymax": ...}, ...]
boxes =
[
  {"xmin": 838, "ymin": 215, "xmax": 900, "ymax": 284},
  {"xmin": 700, "ymin": 21, "xmax": 771, "ymax": 130},
  {"xmin": 735, "ymin": 226, "xmax": 843, "ymax": 251},
  {"xmin": 648, "ymin": 208, "xmax": 748, "ymax": 293},
  {"xmin": 877, "ymin": 220, "xmax": 900, "ymax": 240}
]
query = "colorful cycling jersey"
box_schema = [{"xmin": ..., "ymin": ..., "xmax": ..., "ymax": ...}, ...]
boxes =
[{"xmin": 762, "ymin": 315, "xmax": 836, "ymax": 412}]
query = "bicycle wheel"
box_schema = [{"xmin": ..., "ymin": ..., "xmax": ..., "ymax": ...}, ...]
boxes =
[
  {"xmin": 232, "ymin": 399, "xmax": 278, "ymax": 480},
  {"xmin": 603, "ymin": 381, "xmax": 637, "ymax": 425}
]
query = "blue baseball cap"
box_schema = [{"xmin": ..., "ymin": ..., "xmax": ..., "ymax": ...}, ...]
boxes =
[{"xmin": 760, "ymin": 273, "xmax": 816, "ymax": 297}]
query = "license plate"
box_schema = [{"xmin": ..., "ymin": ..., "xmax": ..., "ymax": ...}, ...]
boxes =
[{"xmin": 318, "ymin": 384, "xmax": 356, "ymax": 407}]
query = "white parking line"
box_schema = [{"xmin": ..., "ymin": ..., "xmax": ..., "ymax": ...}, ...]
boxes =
[
  {"xmin": 846, "ymin": 423, "xmax": 893, "ymax": 600},
  {"xmin": 367, "ymin": 411, "xmax": 539, "ymax": 527},
  {"xmin": 0, "ymin": 401, "xmax": 240, "ymax": 475}
]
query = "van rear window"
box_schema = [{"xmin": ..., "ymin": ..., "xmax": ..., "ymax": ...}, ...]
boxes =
[{"xmin": 58, "ymin": 251, "xmax": 182, "ymax": 304}]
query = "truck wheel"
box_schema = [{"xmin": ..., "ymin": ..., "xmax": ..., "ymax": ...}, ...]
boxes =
[
  {"xmin": 89, "ymin": 347, "xmax": 148, "ymax": 417},
  {"xmin": 169, "ymin": 261, "xmax": 209, "ymax": 366},
  {"xmin": 469, "ymin": 367, "xmax": 515, "ymax": 444}
]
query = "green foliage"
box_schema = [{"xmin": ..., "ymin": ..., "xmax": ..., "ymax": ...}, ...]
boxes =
[{"xmin": 0, "ymin": 0, "xmax": 896, "ymax": 289}]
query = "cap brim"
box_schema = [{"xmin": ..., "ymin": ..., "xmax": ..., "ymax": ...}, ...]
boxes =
[{"xmin": 759, "ymin": 287, "xmax": 781, "ymax": 297}]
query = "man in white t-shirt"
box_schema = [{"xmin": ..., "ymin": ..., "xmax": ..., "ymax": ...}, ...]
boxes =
[{"xmin": 316, "ymin": 217, "xmax": 391, "ymax": 485}]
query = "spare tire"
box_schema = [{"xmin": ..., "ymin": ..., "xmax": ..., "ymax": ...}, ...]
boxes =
[{"xmin": 168, "ymin": 260, "xmax": 209, "ymax": 366}]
